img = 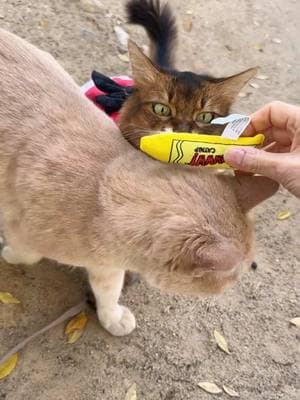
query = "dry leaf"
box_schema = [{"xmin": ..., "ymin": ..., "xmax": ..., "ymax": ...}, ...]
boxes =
[
  {"xmin": 67, "ymin": 329, "xmax": 84, "ymax": 344},
  {"xmin": 277, "ymin": 210, "xmax": 291, "ymax": 220},
  {"xmin": 290, "ymin": 317, "xmax": 300, "ymax": 328},
  {"xmin": 0, "ymin": 292, "xmax": 20, "ymax": 304},
  {"xmin": 223, "ymin": 385, "xmax": 239, "ymax": 397},
  {"xmin": 214, "ymin": 329, "xmax": 230, "ymax": 354},
  {"xmin": 254, "ymin": 44, "xmax": 263, "ymax": 51},
  {"xmin": 65, "ymin": 312, "xmax": 88, "ymax": 334},
  {"xmin": 198, "ymin": 381, "xmax": 222, "ymax": 394},
  {"xmin": 125, "ymin": 383, "xmax": 137, "ymax": 400},
  {"xmin": 118, "ymin": 53, "xmax": 130, "ymax": 63},
  {"xmin": 183, "ymin": 18, "xmax": 193, "ymax": 32},
  {"xmin": 0, "ymin": 353, "xmax": 18, "ymax": 380}
]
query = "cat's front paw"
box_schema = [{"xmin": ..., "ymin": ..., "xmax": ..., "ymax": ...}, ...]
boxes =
[
  {"xmin": 1, "ymin": 245, "xmax": 23, "ymax": 264},
  {"xmin": 98, "ymin": 305, "xmax": 136, "ymax": 336},
  {"xmin": 1, "ymin": 244, "xmax": 41, "ymax": 265}
]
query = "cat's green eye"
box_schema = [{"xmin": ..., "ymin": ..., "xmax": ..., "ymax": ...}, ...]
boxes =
[
  {"xmin": 152, "ymin": 103, "xmax": 171, "ymax": 117},
  {"xmin": 196, "ymin": 112, "xmax": 215, "ymax": 124}
]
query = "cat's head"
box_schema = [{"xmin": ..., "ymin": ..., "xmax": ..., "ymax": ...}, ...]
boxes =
[
  {"xmin": 119, "ymin": 41, "xmax": 257, "ymax": 147},
  {"xmin": 105, "ymin": 151, "xmax": 278, "ymax": 297},
  {"xmin": 139, "ymin": 174, "xmax": 278, "ymax": 296}
]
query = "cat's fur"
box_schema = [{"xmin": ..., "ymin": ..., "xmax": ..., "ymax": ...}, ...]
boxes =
[
  {"xmin": 0, "ymin": 29, "xmax": 278, "ymax": 336},
  {"xmin": 119, "ymin": 0, "xmax": 257, "ymax": 147}
]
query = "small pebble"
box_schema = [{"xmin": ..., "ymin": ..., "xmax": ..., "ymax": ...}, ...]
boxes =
[
  {"xmin": 142, "ymin": 44, "xmax": 149, "ymax": 55},
  {"xmin": 251, "ymin": 261, "xmax": 258, "ymax": 270},
  {"xmin": 114, "ymin": 26, "xmax": 129, "ymax": 53},
  {"xmin": 256, "ymin": 74, "xmax": 269, "ymax": 80},
  {"xmin": 272, "ymin": 37, "xmax": 281, "ymax": 44},
  {"xmin": 249, "ymin": 82, "xmax": 260, "ymax": 89},
  {"xmin": 79, "ymin": 0, "xmax": 103, "ymax": 13}
]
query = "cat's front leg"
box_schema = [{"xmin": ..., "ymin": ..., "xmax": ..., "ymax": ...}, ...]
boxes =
[{"xmin": 88, "ymin": 268, "xmax": 136, "ymax": 336}]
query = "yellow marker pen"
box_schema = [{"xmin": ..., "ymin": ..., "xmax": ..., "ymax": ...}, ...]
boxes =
[{"xmin": 140, "ymin": 133, "xmax": 265, "ymax": 169}]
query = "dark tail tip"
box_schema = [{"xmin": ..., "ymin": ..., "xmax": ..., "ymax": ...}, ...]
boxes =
[{"xmin": 126, "ymin": 0, "xmax": 177, "ymax": 68}]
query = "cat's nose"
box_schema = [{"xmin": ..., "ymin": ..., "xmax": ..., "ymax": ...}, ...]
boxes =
[{"xmin": 174, "ymin": 122, "xmax": 193, "ymax": 132}]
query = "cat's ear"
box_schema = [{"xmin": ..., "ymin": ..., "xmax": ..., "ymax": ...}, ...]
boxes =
[
  {"xmin": 234, "ymin": 175, "xmax": 279, "ymax": 212},
  {"xmin": 128, "ymin": 40, "xmax": 161, "ymax": 85},
  {"xmin": 175, "ymin": 234, "xmax": 244, "ymax": 276},
  {"xmin": 215, "ymin": 67, "xmax": 258, "ymax": 102},
  {"xmin": 193, "ymin": 238, "xmax": 243, "ymax": 274}
]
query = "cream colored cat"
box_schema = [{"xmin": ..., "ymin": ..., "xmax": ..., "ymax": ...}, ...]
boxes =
[{"xmin": 0, "ymin": 29, "xmax": 278, "ymax": 336}]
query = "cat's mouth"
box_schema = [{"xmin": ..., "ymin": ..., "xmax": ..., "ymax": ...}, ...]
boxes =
[{"xmin": 121, "ymin": 123, "xmax": 227, "ymax": 149}]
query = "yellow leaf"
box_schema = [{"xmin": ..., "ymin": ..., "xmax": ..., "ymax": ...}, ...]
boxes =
[
  {"xmin": 38, "ymin": 19, "xmax": 49, "ymax": 28},
  {"xmin": 277, "ymin": 210, "xmax": 291, "ymax": 220},
  {"xmin": 125, "ymin": 383, "xmax": 137, "ymax": 400},
  {"xmin": 198, "ymin": 381, "xmax": 222, "ymax": 394},
  {"xmin": 67, "ymin": 329, "xmax": 84, "ymax": 344},
  {"xmin": 290, "ymin": 317, "xmax": 300, "ymax": 328},
  {"xmin": 223, "ymin": 385, "xmax": 239, "ymax": 397},
  {"xmin": 0, "ymin": 354, "xmax": 18, "ymax": 380},
  {"xmin": 214, "ymin": 329, "xmax": 230, "ymax": 354},
  {"xmin": 65, "ymin": 312, "xmax": 88, "ymax": 334},
  {"xmin": 0, "ymin": 292, "xmax": 20, "ymax": 304},
  {"xmin": 183, "ymin": 18, "xmax": 193, "ymax": 32}
]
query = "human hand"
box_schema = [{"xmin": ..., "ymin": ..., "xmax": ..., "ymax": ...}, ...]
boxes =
[{"xmin": 224, "ymin": 101, "xmax": 300, "ymax": 198}]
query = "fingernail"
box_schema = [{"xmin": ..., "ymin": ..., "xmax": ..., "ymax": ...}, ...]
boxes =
[{"xmin": 224, "ymin": 148, "xmax": 246, "ymax": 166}]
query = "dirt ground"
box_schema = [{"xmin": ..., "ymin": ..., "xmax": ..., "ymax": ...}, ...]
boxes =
[{"xmin": 0, "ymin": 0, "xmax": 299, "ymax": 399}]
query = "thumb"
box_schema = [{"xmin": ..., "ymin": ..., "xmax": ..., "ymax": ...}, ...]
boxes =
[{"xmin": 224, "ymin": 147, "xmax": 281, "ymax": 179}]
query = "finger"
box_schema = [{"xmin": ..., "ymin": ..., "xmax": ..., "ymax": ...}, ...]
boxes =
[
  {"xmin": 250, "ymin": 101, "xmax": 300, "ymax": 139},
  {"xmin": 261, "ymin": 142, "xmax": 291, "ymax": 153},
  {"xmin": 224, "ymin": 147, "xmax": 282, "ymax": 180}
]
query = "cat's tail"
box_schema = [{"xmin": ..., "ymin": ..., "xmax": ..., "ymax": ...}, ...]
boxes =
[{"xmin": 126, "ymin": 0, "xmax": 177, "ymax": 69}]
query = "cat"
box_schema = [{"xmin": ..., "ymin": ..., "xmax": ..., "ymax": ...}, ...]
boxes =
[
  {"xmin": 119, "ymin": 0, "xmax": 257, "ymax": 148},
  {"xmin": 0, "ymin": 28, "xmax": 278, "ymax": 337}
]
